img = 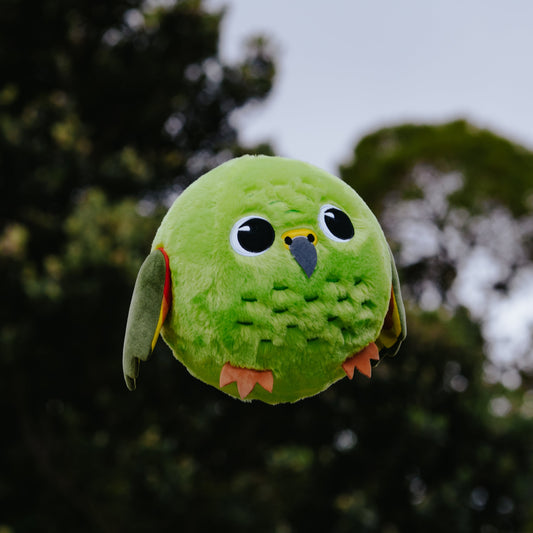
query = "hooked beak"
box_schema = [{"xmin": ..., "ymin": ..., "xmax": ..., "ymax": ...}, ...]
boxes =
[{"xmin": 282, "ymin": 229, "xmax": 318, "ymax": 278}]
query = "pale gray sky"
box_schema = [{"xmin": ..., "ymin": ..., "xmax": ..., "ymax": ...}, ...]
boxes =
[{"xmin": 209, "ymin": 0, "xmax": 533, "ymax": 173}]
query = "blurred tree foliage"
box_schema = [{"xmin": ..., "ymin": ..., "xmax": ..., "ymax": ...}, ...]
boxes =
[
  {"xmin": 1, "ymin": 0, "xmax": 533, "ymax": 530},
  {"xmin": 340, "ymin": 121, "xmax": 533, "ymax": 530}
]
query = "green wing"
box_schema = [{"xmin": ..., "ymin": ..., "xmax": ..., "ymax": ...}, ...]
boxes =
[
  {"xmin": 376, "ymin": 246, "xmax": 407, "ymax": 357},
  {"xmin": 122, "ymin": 249, "xmax": 170, "ymax": 391}
]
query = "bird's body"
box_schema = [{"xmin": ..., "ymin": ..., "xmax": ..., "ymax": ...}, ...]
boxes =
[{"xmin": 123, "ymin": 155, "xmax": 405, "ymax": 404}]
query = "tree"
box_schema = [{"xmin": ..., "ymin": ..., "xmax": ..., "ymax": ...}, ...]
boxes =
[
  {"xmin": 339, "ymin": 120, "xmax": 533, "ymax": 531},
  {"xmin": 0, "ymin": 0, "xmax": 275, "ymax": 530}
]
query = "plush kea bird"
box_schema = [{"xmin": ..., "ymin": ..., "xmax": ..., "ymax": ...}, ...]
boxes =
[{"xmin": 123, "ymin": 155, "xmax": 406, "ymax": 403}]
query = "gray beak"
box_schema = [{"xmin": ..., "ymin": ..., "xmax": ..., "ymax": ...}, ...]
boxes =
[{"xmin": 289, "ymin": 236, "xmax": 317, "ymax": 278}]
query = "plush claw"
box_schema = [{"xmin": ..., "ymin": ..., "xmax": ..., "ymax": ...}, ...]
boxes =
[
  {"xmin": 342, "ymin": 342, "xmax": 380, "ymax": 379},
  {"xmin": 219, "ymin": 362, "xmax": 274, "ymax": 399}
]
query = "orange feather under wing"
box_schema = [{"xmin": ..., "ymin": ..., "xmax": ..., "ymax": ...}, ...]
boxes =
[
  {"xmin": 150, "ymin": 247, "xmax": 172, "ymax": 351},
  {"xmin": 377, "ymin": 286, "xmax": 402, "ymax": 351}
]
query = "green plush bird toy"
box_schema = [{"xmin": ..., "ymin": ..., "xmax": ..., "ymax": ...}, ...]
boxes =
[{"xmin": 123, "ymin": 155, "xmax": 406, "ymax": 404}]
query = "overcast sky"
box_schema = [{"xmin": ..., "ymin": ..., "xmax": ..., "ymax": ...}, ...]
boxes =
[{"xmin": 208, "ymin": 0, "xmax": 533, "ymax": 174}]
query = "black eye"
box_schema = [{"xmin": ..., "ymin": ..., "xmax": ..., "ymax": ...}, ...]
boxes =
[
  {"xmin": 230, "ymin": 216, "xmax": 275, "ymax": 256},
  {"xmin": 318, "ymin": 204, "xmax": 354, "ymax": 242}
]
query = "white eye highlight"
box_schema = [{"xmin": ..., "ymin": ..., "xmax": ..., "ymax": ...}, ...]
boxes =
[
  {"xmin": 318, "ymin": 204, "xmax": 355, "ymax": 242},
  {"xmin": 230, "ymin": 216, "xmax": 275, "ymax": 256}
]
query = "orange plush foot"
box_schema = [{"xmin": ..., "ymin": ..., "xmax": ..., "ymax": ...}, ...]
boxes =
[
  {"xmin": 342, "ymin": 342, "xmax": 380, "ymax": 379},
  {"xmin": 219, "ymin": 362, "xmax": 274, "ymax": 399}
]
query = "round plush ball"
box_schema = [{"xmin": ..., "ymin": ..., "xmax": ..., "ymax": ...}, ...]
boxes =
[{"xmin": 148, "ymin": 155, "xmax": 401, "ymax": 404}]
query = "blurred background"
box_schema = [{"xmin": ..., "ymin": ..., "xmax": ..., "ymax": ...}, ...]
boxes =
[{"xmin": 1, "ymin": 0, "xmax": 533, "ymax": 531}]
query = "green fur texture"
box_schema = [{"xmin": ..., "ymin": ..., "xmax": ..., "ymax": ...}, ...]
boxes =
[{"xmin": 150, "ymin": 155, "xmax": 395, "ymax": 404}]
